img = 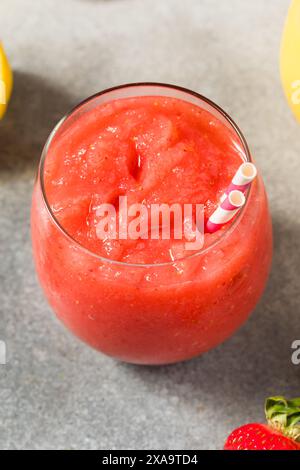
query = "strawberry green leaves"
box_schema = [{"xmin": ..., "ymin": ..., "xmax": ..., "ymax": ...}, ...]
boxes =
[{"xmin": 265, "ymin": 396, "xmax": 300, "ymax": 442}]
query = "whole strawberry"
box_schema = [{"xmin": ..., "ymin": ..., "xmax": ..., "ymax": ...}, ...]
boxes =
[{"xmin": 224, "ymin": 396, "xmax": 300, "ymax": 450}]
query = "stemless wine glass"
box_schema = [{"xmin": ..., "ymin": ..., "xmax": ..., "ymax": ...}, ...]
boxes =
[{"xmin": 31, "ymin": 83, "xmax": 272, "ymax": 365}]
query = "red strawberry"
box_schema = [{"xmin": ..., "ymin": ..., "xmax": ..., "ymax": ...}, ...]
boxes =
[
  {"xmin": 224, "ymin": 396, "xmax": 300, "ymax": 450},
  {"xmin": 224, "ymin": 423, "xmax": 300, "ymax": 450}
]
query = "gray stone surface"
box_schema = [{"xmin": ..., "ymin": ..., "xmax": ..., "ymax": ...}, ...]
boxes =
[{"xmin": 0, "ymin": 0, "xmax": 299, "ymax": 450}]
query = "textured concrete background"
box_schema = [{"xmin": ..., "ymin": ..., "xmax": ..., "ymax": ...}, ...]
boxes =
[{"xmin": 0, "ymin": 0, "xmax": 299, "ymax": 450}]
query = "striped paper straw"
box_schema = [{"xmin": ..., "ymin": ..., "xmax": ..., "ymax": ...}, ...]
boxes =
[
  {"xmin": 221, "ymin": 162, "xmax": 257, "ymax": 202},
  {"xmin": 206, "ymin": 190, "xmax": 246, "ymax": 234}
]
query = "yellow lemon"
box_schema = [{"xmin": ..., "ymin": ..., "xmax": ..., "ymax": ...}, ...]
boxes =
[
  {"xmin": 280, "ymin": 0, "xmax": 300, "ymax": 122},
  {"xmin": 0, "ymin": 42, "xmax": 13, "ymax": 119}
]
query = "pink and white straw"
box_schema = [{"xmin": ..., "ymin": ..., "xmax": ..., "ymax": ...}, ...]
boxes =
[
  {"xmin": 206, "ymin": 162, "xmax": 257, "ymax": 234},
  {"xmin": 206, "ymin": 190, "xmax": 246, "ymax": 234},
  {"xmin": 220, "ymin": 162, "xmax": 257, "ymax": 201}
]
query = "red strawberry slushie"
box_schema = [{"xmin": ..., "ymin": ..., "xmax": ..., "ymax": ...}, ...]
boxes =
[{"xmin": 31, "ymin": 84, "xmax": 272, "ymax": 364}]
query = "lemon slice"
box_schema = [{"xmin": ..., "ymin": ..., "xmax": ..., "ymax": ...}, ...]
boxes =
[
  {"xmin": 280, "ymin": 0, "xmax": 300, "ymax": 122},
  {"xmin": 0, "ymin": 42, "xmax": 13, "ymax": 119}
]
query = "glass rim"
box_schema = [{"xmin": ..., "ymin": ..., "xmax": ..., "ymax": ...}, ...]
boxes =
[{"xmin": 39, "ymin": 81, "xmax": 254, "ymax": 268}]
